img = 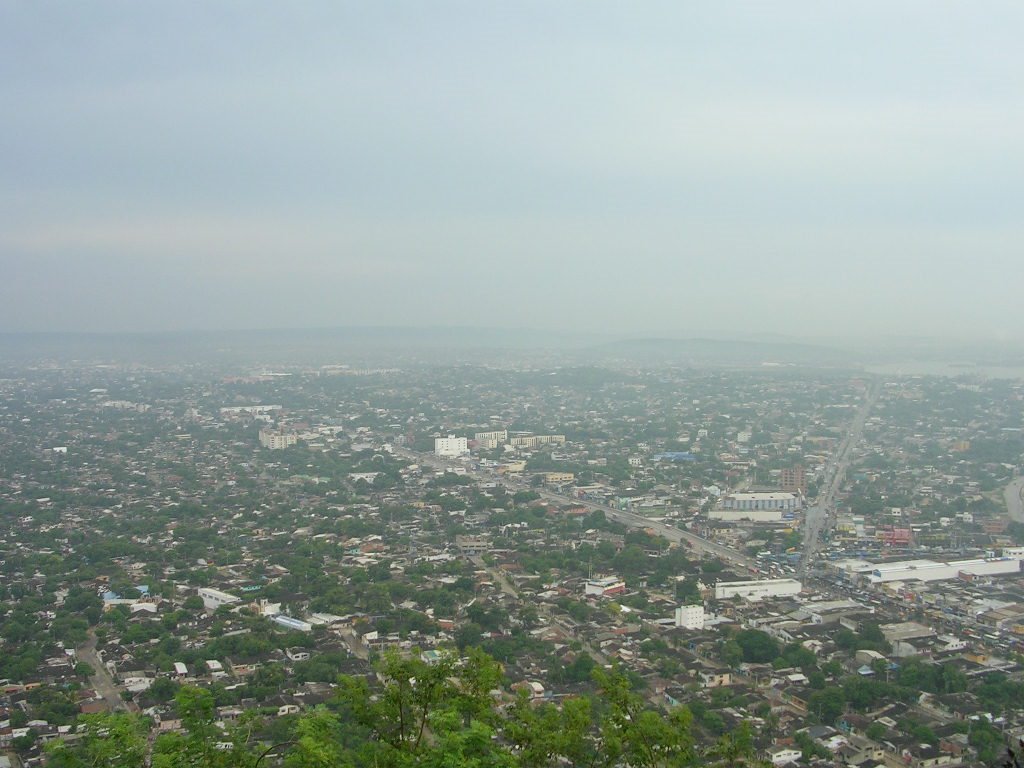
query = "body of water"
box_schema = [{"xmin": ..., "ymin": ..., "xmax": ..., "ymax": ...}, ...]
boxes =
[{"xmin": 865, "ymin": 362, "xmax": 1024, "ymax": 380}]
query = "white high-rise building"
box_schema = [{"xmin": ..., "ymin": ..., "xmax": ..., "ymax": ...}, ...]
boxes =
[
  {"xmin": 509, "ymin": 434, "xmax": 565, "ymax": 449},
  {"xmin": 434, "ymin": 435, "xmax": 469, "ymax": 457},
  {"xmin": 674, "ymin": 604, "xmax": 705, "ymax": 630},
  {"xmin": 259, "ymin": 428, "xmax": 297, "ymax": 450},
  {"xmin": 474, "ymin": 430, "xmax": 508, "ymax": 449}
]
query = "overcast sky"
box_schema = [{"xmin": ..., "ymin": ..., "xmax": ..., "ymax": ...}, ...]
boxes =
[{"xmin": 3, "ymin": 3, "xmax": 1023, "ymax": 339}]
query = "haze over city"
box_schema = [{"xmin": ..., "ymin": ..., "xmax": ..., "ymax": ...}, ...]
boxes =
[
  {"xmin": 6, "ymin": 7, "xmax": 1024, "ymax": 767},
  {"xmin": 3, "ymin": 3, "xmax": 1023, "ymax": 340}
]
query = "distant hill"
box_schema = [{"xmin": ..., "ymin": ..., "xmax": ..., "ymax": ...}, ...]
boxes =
[
  {"xmin": 0, "ymin": 326, "xmax": 608, "ymax": 365},
  {"xmin": 3, "ymin": 327, "xmax": 1021, "ymax": 370},
  {"xmin": 581, "ymin": 336, "xmax": 862, "ymax": 368}
]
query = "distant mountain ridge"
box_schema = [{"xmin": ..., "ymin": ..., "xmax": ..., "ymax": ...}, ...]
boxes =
[
  {"xmin": 582, "ymin": 336, "xmax": 860, "ymax": 367},
  {"xmin": 1, "ymin": 326, "xmax": 1021, "ymax": 369},
  {"xmin": 0, "ymin": 326, "xmax": 607, "ymax": 365}
]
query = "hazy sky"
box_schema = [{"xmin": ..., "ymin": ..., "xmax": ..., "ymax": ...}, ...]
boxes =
[{"xmin": 3, "ymin": 3, "xmax": 1023, "ymax": 339}]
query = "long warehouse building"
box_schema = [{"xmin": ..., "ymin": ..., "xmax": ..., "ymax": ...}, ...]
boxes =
[
  {"xmin": 852, "ymin": 557, "xmax": 1023, "ymax": 584},
  {"xmin": 714, "ymin": 578, "xmax": 803, "ymax": 600},
  {"xmin": 708, "ymin": 509, "xmax": 784, "ymax": 523},
  {"xmin": 720, "ymin": 492, "xmax": 801, "ymax": 511}
]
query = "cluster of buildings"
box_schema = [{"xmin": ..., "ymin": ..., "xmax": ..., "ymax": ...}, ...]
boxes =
[{"xmin": 0, "ymin": 360, "xmax": 1023, "ymax": 766}]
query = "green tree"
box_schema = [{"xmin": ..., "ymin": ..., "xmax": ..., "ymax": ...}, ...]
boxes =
[
  {"xmin": 455, "ymin": 621, "xmax": 486, "ymax": 652},
  {"xmin": 807, "ymin": 687, "xmax": 845, "ymax": 724},
  {"xmin": 422, "ymin": 709, "xmax": 516, "ymax": 768},
  {"xmin": 337, "ymin": 648, "xmax": 476, "ymax": 754},
  {"xmin": 152, "ymin": 686, "xmax": 256, "ymax": 768},
  {"xmin": 46, "ymin": 713, "xmax": 148, "ymax": 768},
  {"xmin": 734, "ymin": 630, "xmax": 779, "ymax": 664},
  {"xmin": 721, "ymin": 640, "xmax": 743, "ymax": 668},
  {"xmin": 857, "ymin": 622, "xmax": 891, "ymax": 653},
  {"xmin": 148, "ymin": 676, "xmax": 180, "ymax": 703},
  {"xmin": 284, "ymin": 708, "xmax": 351, "ymax": 768},
  {"xmin": 593, "ymin": 665, "xmax": 695, "ymax": 768},
  {"xmin": 865, "ymin": 722, "xmax": 887, "ymax": 741},
  {"xmin": 967, "ymin": 718, "xmax": 1005, "ymax": 765},
  {"xmin": 182, "ymin": 595, "xmax": 204, "ymax": 611},
  {"xmin": 504, "ymin": 693, "xmax": 596, "ymax": 768},
  {"xmin": 794, "ymin": 731, "xmax": 830, "ymax": 761},
  {"xmin": 705, "ymin": 721, "xmax": 757, "ymax": 768}
]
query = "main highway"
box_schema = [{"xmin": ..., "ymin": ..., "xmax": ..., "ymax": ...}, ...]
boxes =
[
  {"xmin": 799, "ymin": 377, "xmax": 881, "ymax": 575},
  {"xmin": 1003, "ymin": 476, "xmax": 1024, "ymax": 524}
]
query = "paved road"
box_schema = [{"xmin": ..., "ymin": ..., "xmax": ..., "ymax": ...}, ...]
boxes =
[
  {"xmin": 799, "ymin": 377, "xmax": 881, "ymax": 575},
  {"xmin": 471, "ymin": 555, "xmax": 520, "ymax": 599},
  {"xmin": 535, "ymin": 488, "xmax": 757, "ymax": 570},
  {"xmin": 1003, "ymin": 476, "xmax": 1024, "ymax": 523},
  {"xmin": 77, "ymin": 630, "xmax": 128, "ymax": 712},
  {"xmin": 395, "ymin": 448, "xmax": 755, "ymax": 571},
  {"xmin": 339, "ymin": 627, "xmax": 370, "ymax": 660}
]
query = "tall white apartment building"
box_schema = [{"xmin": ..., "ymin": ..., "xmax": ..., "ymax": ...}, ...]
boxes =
[
  {"xmin": 434, "ymin": 435, "xmax": 469, "ymax": 457},
  {"xmin": 259, "ymin": 428, "xmax": 297, "ymax": 450},
  {"xmin": 221, "ymin": 405, "xmax": 283, "ymax": 416},
  {"xmin": 674, "ymin": 604, "xmax": 705, "ymax": 630},
  {"xmin": 509, "ymin": 434, "xmax": 566, "ymax": 449},
  {"xmin": 474, "ymin": 430, "xmax": 508, "ymax": 449}
]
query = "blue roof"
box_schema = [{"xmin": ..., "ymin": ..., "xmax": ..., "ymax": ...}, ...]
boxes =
[
  {"xmin": 272, "ymin": 615, "xmax": 312, "ymax": 631},
  {"xmin": 652, "ymin": 452, "xmax": 697, "ymax": 462}
]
